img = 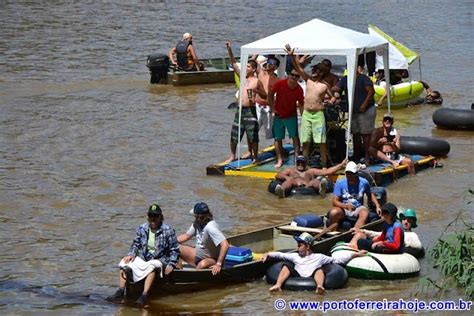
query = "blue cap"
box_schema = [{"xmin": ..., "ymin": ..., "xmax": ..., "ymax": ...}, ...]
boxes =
[{"xmin": 189, "ymin": 202, "xmax": 210, "ymax": 215}]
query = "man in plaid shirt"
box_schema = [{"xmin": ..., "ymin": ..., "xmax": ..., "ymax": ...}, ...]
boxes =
[{"xmin": 107, "ymin": 204, "xmax": 179, "ymax": 307}]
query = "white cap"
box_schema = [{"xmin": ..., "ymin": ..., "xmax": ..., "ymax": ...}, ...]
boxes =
[
  {"xmin": 182, "ymin": 32, "xmax": 192, "ymax": 40},
  {"xmin": 256, "ymin": 55, "xmax": 267, "ymax": 64},
  {"xmin": 345, "ymin": 161, "xmax": 358, "ymax": 174}
]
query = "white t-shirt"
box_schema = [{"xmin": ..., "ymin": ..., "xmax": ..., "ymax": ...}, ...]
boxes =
[
  {"xmin": 268, "ymin": 251, "xmax": 353, "ymax": 278},
  {"xmin": 186, "ymin": 220, "xmax": 226, "ymax": 260}
]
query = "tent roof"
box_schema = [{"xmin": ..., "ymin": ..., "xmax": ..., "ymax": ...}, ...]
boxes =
[{"xmin": 241, "ymin": 19, "xmax": 388, "ymax": 56}]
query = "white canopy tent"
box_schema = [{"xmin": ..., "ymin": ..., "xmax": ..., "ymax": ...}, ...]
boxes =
[{"xmin": 236, "ymin": 19, "xmax": 391, "ymax": 166}]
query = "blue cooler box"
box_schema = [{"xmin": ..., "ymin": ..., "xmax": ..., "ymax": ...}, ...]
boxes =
[
  {"xmin": 293, "ymin": 214, "xmax": 324, "ymax": 228},
  {"xmin": 224, "ymin": 246, "xmax": 253, "ymax": 267}
]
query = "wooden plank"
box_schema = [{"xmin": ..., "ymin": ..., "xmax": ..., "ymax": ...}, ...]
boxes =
[{"xmin": 277, "ymin": 225, "xmax": 341, "ymax": 236}]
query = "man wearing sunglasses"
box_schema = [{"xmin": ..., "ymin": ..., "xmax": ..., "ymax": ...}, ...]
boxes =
[
  {"xmin": 328, "ymin": 161, "xmax": 382, "ymax": 230},
  {"xmin": 177, "ymin": 202, "xmax": 230, "ymax": 276},
  {"xmin": 285, "ymin": 44, "xmax": 336, "ymax": 167},
  {"xmin": 274, "ymin": 155, "xmax": 347, "ymax": 198},
  {"xmin": 368, "ymin": 112, "xmax": 415, "ymax": 175},
  {"xmin": 107, "ymin": 204, "xmax": 179, "ymax": 307},
  {"xmin": 267, "ymin": 58, "xmax": 305, "ymax": 168}
]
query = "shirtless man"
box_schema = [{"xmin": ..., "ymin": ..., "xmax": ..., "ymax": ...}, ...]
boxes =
[
  {"xmin": 368, "ymin": 112, "xmax": 415, "ymax": 175},
  {"xmin": 224, "ymin": 41, "xmax": 266, "ymax": 163},
  {"xmin": 285, "ymin": 44, "xmax": 336, "ymax": 167},
  {"xmin": 321, "ymin": 59, "xmax": 339, "ymax": 89},
  {"xmin": 274, "ymin": 155, "xmax": 347, "ymax": 198}
]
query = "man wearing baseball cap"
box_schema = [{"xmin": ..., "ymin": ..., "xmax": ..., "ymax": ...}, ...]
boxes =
[
  {"xmin": 177, "ymin": 202, "xmax": 230, "ymax": 275},
  {"xmin": 107, "ymin": 204, "xmax": 179, "ymax": 307},
  {"xmin": 328, "ymin": 161, "xmax": 382, "ymax": 230},
  {"xmin": 262, "ymin": 232, "xmax": 366, "ymax": 294},
  {"xmin": 368, "ymin": 112, "xmax": 415, "ymax": 175},
  {"xmin": 273, "ymin": 155, "xmax": 347, "ymax": 198},
  {"xmin": 168, "ymin": 32, "xmax": 203, "ymax": 71}
]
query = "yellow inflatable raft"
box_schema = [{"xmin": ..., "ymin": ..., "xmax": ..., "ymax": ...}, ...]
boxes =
[{"xmin": 374, "ymin": 81, "xmax": 424, "ymax": 108}]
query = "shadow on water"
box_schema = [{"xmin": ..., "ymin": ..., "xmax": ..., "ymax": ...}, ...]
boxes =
[{"xmin": 0, "ymin": 279, "xmax": 109, "ymax": 309}]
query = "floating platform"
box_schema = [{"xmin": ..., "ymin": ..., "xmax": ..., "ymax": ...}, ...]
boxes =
[{"xmin": 207, "ymin": 144, "xmax": 436, "ymax": 187}]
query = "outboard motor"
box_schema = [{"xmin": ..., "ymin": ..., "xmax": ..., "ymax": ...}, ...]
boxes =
[{"xmin": 147, "ymin": 54, "xmax": 170, "ymax": 84}]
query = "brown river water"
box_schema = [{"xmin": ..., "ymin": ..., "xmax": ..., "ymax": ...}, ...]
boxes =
[{"xmin": 0, "ymin": 1, "xmax": 473, "ymax": 314}]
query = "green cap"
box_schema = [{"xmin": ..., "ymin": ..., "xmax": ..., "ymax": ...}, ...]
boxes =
[{"xmin": 399, "ymin": 208, "xmax": 417, "ymax": 228}]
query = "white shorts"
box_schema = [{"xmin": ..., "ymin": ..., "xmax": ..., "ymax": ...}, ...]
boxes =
[
  {"xmin": 344, "ymin": 205, "xmax": 368, "ymax": 217},
  {"xmin": 256, "ymin": 103, "xmax": 273, "ymax": 140},
  {"xmin": 385, "ymin": 152, "xmax": 406, "ymax": 163}
]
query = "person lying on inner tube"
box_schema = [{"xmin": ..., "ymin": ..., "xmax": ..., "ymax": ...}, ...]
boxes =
[
  {"xmin": 261, "ymin": 232, "xmax": 366, "ymax": 294},
  {"xmin": 351, "ymin": 203, "xmax": 404, "ymax": 254},
  {"xmin": 420, "ymin": 80, "xmax": 443, "ymax": 104},
  {"xmin": 349, "ymin": 208, "xmax": 423, "ymax": 254},
  {"xmin": 273, "ymin": 155, "xmax": 347, "ymax": 198}
]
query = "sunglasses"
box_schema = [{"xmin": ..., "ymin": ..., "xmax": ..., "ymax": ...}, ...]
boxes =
[
  {"xmin": 267, "ymin": 59, "xmax": 277, "ymax": 66},
  {"xmin": 383, "ymin": 118, "xmax": 393, "ymax": 122},
  {"xmin": 289, "ymin": 73, "xmax": 300, "ymax": 78}
]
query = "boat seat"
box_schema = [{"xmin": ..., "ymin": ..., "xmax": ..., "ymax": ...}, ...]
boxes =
[{"xmin": 276, "ymin": 225, "xmax": 341, "ymax": 236}]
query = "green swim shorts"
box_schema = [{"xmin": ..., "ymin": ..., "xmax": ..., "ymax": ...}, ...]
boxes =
[
  {"xmin": 272, "ymin": 115, "xmax": 298, "ymax": 140},
  {"xmin": 300, "ymin": 110, "xmax": 326, "ymax": 143}
]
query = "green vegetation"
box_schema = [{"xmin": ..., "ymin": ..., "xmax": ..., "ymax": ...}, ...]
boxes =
[{"xmin": 416, "ymin": 189, "xmax": 473, "ymax": 298}]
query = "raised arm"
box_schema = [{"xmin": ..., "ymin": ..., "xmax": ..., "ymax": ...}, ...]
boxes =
[
  {"xmin": 226, "ymin": 41, "xmax": 240, "ymax": 77},
  {"xmin": 308, "ymin": 159, "xmax": 347, "ymax": 177},
  {"xmin": 284, "ymin": 44, "xmax": 310, "ymax": 81}
]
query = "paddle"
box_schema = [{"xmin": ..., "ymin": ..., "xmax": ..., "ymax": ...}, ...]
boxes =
[{"xmin": 313, "ymin": 223, "xmax": 338, "ymax": 241}]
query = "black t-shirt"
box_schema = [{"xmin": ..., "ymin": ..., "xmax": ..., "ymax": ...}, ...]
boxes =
[{"xmin": 337, "ymin": 74, "xmax": 375, "ymax": 113}]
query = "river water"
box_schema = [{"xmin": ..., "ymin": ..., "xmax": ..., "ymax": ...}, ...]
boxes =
[{"xmin": 0, "ymin": 0, "xmax": 473, "ymax": 314}]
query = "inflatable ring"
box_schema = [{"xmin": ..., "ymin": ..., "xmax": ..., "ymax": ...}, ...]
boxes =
[
  {"xmin": 268, "ymin": 180, "xmax": 328, "ymax": 197},
  {"xmin": 265, "ymin": 261, "xmax": 348, "ymax": 291},
  {"xmin": 400, "ymin": 136, "xmax": 450, "ymax": 157},
  {"xmin": 404, "ymin": 246, "xmax": 425, "ymax": 259},
  {"xmin": 433, "ymin": 108, "xmax": 474, "ymax": 130},
  {"xmin": 331, "ymin": 243, "xmax": 420, "ymax": 280}
]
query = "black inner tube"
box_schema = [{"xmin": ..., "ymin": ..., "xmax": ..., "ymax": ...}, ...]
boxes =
[{"xmin": 265, "ymin": 261, "xmax": 348, "ymax": 291}]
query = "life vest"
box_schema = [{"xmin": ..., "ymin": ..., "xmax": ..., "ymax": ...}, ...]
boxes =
[{"xmin": 175, "ymin": 40, "xmax": 193, "ymax": 70}]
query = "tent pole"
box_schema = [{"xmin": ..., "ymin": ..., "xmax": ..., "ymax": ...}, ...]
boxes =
[
  {"xmin": 346, "ymin": 50, "xmax": 358, "ymax": 160},
  {"xmin": 418, "ymin": 57, "xmax": 422, "ymax": 81},
  {"xmin": 382, "ymin": 45, "xmax": 391, "ymax": 113}
]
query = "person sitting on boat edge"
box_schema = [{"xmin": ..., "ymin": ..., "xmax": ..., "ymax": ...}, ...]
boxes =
[
  {"xmin": 224, "ymin": 41, "xmax": 267, "ymax": 164},
  {"xmin": 419, "ymin": 80, "xmax": 443, "ymax": 104},
  {"xmin": 274, "ymin": 155, "xmax": 347, "ymax": 198},
  {"xmin": 351, "ymin": 203, "xmax": 405, "ymax": 254},
  {"xmin": 177, "ymin": 202, "xmax": 230, "ymax": 275},
  {"xmin": 327, "ymin": 161, "xmax": 382, "ymax": 230},
  {"xmin": 107, "ymin": 204, "xmax": 180, "ymax": 307},
  {"xmin": 349, "ymin": 208, "xmax": 423, "ymax": 257},
  {"xmin": 262, "ymin": 232, "xmax": 367, "ymax": 294},
  {"xmin": 168, "ymin": 32, "xmax": 203, "ymax": 71},
  {"xmin": 368, "ymin": 112, "xmax": 415, "ymax": 175}
]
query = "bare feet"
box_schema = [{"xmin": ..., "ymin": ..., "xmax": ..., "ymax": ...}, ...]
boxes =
[
  {"xmin": 275, "ymin": 184, "xmax": 285, "ymax": 198},
  {"xmin": 223, "ymin": 155, "xmax": 235, "ymax": 164},
  {"xmin": 269, "ymin": 284, "xmax": 282, "ymax": 292},
  {"xmin": 241, "ymin": 151, "xmax": 252, "ymax": 159},
  {"xmin": 316, "ymin": 286, "xmax": 325, "ymax": 295},
  {"xmin": 274, "ymin": 160, "xmax": 283, "ymax": 168}
]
